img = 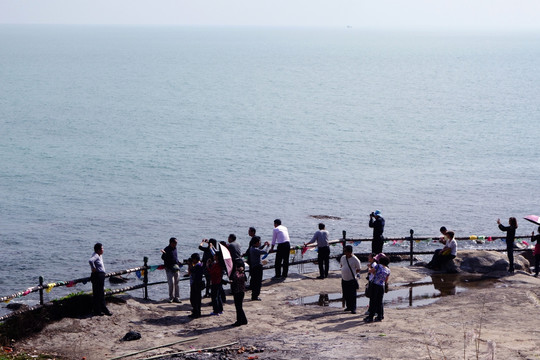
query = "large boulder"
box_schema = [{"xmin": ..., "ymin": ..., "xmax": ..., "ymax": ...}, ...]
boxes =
[
  {"xmin": 455, "ymin": 250, "xmax": 530, "ymax": 274},
  {"xmin": 441, "ymin": 258, "xmax": 459, "ymax": 273}
]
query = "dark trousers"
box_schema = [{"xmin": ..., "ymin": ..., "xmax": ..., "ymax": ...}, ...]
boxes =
[
  {"xmin": 428, "ymin": 250, "xmax": 456, "ymax": 270},
  {"xmin": 318, "ymin": 246, "xmax": 330, "ymax": 278},
  {"xmin": 210, "ymin": 283, "xmax": 224, "ymax": 313},
  {"xmin": 341, "ymin": 279, "xmax": 357, "ymax": 311},
  {"xmin": 221, "ymin": 285, "xmax": 226, "ymax": 302},
  {"xmin": 233, "ymin": 292, "xmax": 247, "ymax": 325},
  {"xmin": 372, "ymin": 236, "xmax": 384, "ymax": 254},
  {"xmin": 190, "ymin": 284, "xmax": 202, "ymax": 316},
  {"xmin": 427, "ymin": 250, "xmax": 440, "ymax": 268},
  {"xmin": 91, "ymin": 272, "xmax": 108, "ymax": 314},
  {"xmin": 507, "ymin": 244, "xmax": 514, "ymax": 272},
  {"xmin": 250, "ymin": 264, "xmax": 263, "ymax": 300},
  {"xmin": 535, "ymin": 254, "xmax": 540, "ymax": 276},
  {"xmin": 275, "ymin": 242, "xmax": 291, "ymax": 277},
  {"xmin": 204, "ymin": 273, "xmax": 211, "ymax": 296},
  {"xmin": 368, "ymin": 283, "xmax": 385, "ymax": 319}
]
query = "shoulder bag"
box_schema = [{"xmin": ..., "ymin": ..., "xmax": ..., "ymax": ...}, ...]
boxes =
[{"xmin": 345, "ymin": 256, "xmax": 359, "ymax": 289}]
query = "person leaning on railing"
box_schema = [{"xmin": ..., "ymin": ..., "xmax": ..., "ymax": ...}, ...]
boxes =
[
  {"xmin": 271, "ymin": 219, "xmax": 291, "ymax": 279},
  {"xmin": 305, "ymin": 222, "xmax": 330, "ymax": 279}
]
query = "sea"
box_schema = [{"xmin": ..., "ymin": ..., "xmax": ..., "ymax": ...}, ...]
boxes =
[{"xmin": 1, "ymin": 25, "xmax": 539, "ymax": 313}]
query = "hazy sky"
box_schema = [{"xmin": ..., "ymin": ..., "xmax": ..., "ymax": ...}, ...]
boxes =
[{"xmin": 1, "ymin": 0, "xmax": 540, "ymax": 30}]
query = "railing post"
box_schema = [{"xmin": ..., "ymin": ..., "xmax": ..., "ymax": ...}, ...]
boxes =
[
  {"xmin": 39, "ymin": 276, "xmax": 44, "ymax": 305},
  {"xmin": 143, "ymin": 256, "xmax": 149, "ymax": 300},
  {"xmin": 409, "ymin": 229, "xmax": 414, "ymax": 266}
]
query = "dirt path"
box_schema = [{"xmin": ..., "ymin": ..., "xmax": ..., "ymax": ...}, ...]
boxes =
[{"xmin": 15, "ymin": 266, "xmax": 540, "ymax": 360}]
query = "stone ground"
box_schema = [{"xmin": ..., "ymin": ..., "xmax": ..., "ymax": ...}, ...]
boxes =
[{"xmin": 11, "ymin": 254, "xmax": 540, "ymax": 360}]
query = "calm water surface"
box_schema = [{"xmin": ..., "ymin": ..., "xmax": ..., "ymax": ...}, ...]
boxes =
[{"xmin": 1, "ymin": 26, "xmax": 539, "ymax": 310}]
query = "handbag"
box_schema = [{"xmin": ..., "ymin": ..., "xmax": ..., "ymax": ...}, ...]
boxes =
[
  {"xmin": 365, "ymin": 281, "xmax": 373, "ymax": 298},
  {"xmin": 345, "ymin": 257, "xmax": 359, "ymax": 289}
]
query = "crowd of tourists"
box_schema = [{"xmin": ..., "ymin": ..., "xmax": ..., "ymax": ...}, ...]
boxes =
[{"xmin": 88, "ymin": 212, "xmax": 540, "ymax": 324}]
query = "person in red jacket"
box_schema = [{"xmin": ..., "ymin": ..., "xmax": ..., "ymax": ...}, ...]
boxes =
[{"xmin": 207, "ymin": 253, "xmax": 224, "ymax": 315}]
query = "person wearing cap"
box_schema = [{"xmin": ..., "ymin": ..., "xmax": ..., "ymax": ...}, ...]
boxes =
[
  {"xmin": 365, "ymin": 254, "xmax": 390, "ymax": 323},
  {"xmin": 369, "ymin": 210, "xmax": 385, "ymax": 254},
  {"xmin": 161, "ymin": 237, "xmax": 181, "ymax": 303}
]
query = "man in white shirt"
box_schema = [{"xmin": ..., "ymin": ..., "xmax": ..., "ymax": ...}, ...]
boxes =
[
  {"xmin": 340, "ymin": 245, "xmax": 361, "ymax": 314},
  {"xmin": 270, "ymin": 219, "xmax": 291, "ymax": 279},
  {"xmin": 89, "ymin": 243, "xmax": 112, "ymax": 316}
]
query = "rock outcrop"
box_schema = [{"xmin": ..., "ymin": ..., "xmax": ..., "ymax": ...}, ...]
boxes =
[
  {"xmin": 456, "ymin": 250, "xmax": 530, "ymax": 275},
  {"xmin": 419, "ymin": 250, "xmax": 531, "ymax": 276}
]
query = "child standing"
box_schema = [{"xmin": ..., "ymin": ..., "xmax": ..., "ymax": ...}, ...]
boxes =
[
  {"xmin": 365, "ymin": 255, "xmax": 390, "ymax": 323},
  {"xmin": 207, "ymin": 254, "xmax": 224, "ymax": 315},
  {"xmin": 188, "ymin": 253, "xmax": 204, "ymax": 318},
  {"xmin": 230, "ymin": 260, "xmax": 248, "ymax": 326}
]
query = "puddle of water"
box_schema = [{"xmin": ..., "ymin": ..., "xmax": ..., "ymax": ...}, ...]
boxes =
[{"xmin": 293, "ymin": 274, "xmax": 491, "ymax": 309}]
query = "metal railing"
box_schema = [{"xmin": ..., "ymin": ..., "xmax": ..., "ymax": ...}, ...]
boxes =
[
  {"xmin": 334, "ymin": 230, "xmax": 532, "ymax": 266},
  {"xmin": 1, "ymin": 230, "xmax": 533, "ymax": 322}
]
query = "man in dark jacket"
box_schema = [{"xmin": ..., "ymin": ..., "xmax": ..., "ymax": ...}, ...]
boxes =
[
  {"xmin": 161, "ymin": 237, "xmax": 181, "ymax": 303},
  {"xmin": 369, "ymin": 210, "xmax": 385, "ymax": 254}
]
